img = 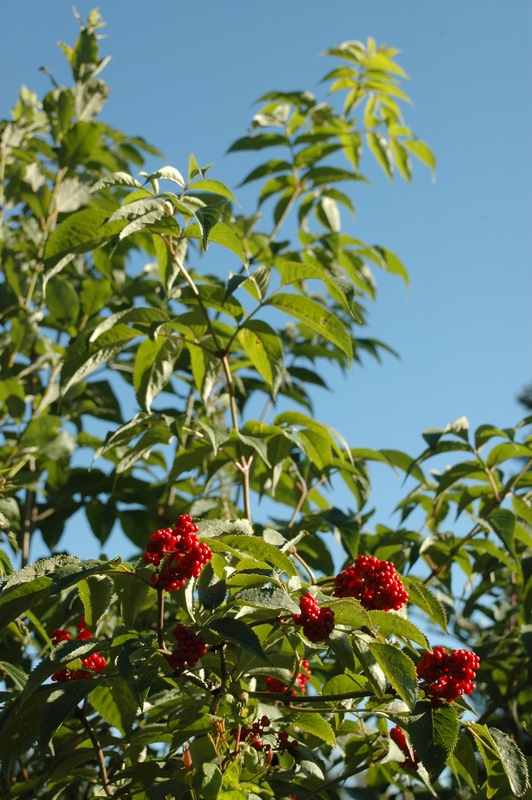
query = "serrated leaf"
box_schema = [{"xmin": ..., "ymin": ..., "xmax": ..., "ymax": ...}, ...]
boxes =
[
  {"xmin": 77, "ymin": 575, "xmax": 113, "ymax": 629},
  {"xmin": 488, "ymin": 508, "xmax": 516, "ymax": 559},
  {"xmin": 409, "ymin": 701, "xmax": 459, "ymax": 775},
  {"xmin": 234, "ymin": 586, "xmax": 299, "ymax": 613},
  {"xmin": 217, "ymin": 534, "xmax": 297, "ymax": 578},
  {"xmin": 268, "ymin": 293, "xmax": 352, "ymax": 363},
  {"xmin": 39, "ymin": 680, "xmax": 99, "ymax": 752},
  {"xmin": 489, "ymin": 727, "xmax": 529, "ymax": 796},
  {"xmin": 403, "ymin": 577, "xmax": 447, "ymax": 632},
  {"xmin": 89, "ymin": 677, "xmax": 138, "ymax": 735},
  {"xmin": 447, "ymin": 732, "xmax": 479, "ymax": 791},
  {"xmin": 0, "ymin": 576, "xmax": 52, "ymax": 629},
  {"xmin": 351, "ymin": 636, "xmax": 386, "ymax": 697},
  {"xmin": 368, "ymin": 642, "xmax": 418, "ymax": 710},
  {"xmin": 328, "ymin": 597, "xmax": 372, "ymax": 629},
  {"xmin": 238, "ymin": 320, "xmax": 285, "ymax": 399},
  {"xmin": 368, "ymin": 610, "xmax": 429, "ymax": 649},
  {"xmin": 292, "ymin": 713, "xmax": 335, "ymax": 745},
  {"xmin": 208, "ymin": 618, "xmax": 269, "ymax": 662},
  {"xmin": 133, "ymin": 335, "xmax": 182, "ymax": 412}
]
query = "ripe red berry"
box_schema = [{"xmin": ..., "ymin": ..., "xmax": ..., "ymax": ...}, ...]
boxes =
[
  {"xmin": 167, "ymin": 624, "xmax": 207, "ymax": 669},
  {"xmin": 293, "ymin": 594, "xmax": 335, "ymax": 643},
  {"xmin": 390, "ymin": 726, "xmax": 419, "ymax": 770},
  {"xmin": 417, "ymin": 646, "xmax": 480, "ymax": 703},
  {"xmin": 145, "ymin": 516, "xmax": 212, "ymax": 591},
  {"xmin": 265, "ymin": 659, "xmax": 311, "ymax": 695},
  {"xmin": 51, "ymin": 629, "xmax": 71, "ymax": 646},
  {"xmin": 333, "ymin": 555, "xmax": 408, "ymax": 611}
]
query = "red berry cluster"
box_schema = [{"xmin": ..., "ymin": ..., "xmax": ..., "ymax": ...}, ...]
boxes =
[
  {"xmin": 293, "ymin": 593, "xmax": 335, "ymax": 643},
  {"xmin": 51, "ymin": 618, "xmax": 107, "ymax": 683},
  {"xmin": 237, "ymin": 716, "xmax": 271, "ymax": 751},
  {"xmin": 417, "ymin": 646, "xmax": 480, "ymax": 703},
  {"xmin": 277, "ymin": 731, "xmax": 299, "ymax": 752},
  {"xmin": 333, "ymin": 555, "xmax": 408, "ymax": 611},
  {"xmin": 167, "ymin": 624, "xmax": 207, "ymax": 669},
  {"xmin": 390, "ymin": 726, "xmax": 419, "ymax": 771},
  {"xmin": 265, "ymin": 659, "xmax": 311, "ymax": 695},
  {"xmin": 145, "ymin": 515, "xmax": 213, "ymax": 592}
]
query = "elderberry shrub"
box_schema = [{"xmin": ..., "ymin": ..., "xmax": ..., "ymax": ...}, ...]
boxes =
[
  {"xmin": 390, "ymin": 726, "xmax": 420, "ymax": 771},
  {"xmin": 50, "ymin": 619, "xmax": 107, "ymax": 683}
]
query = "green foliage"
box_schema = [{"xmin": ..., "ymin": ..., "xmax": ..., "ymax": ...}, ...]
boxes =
[{"xmin": 0, "ymin": 13, "xmax": 531, "ymax": 800}]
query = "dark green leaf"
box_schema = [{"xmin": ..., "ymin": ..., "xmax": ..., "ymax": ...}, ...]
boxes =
[
  {"xmin": 368, "ymin": 642, "xmax": 418, "ymax": 710},
  {"xmin": 208, "ymin": 618, "xmax": 269, "ymax": 662}
]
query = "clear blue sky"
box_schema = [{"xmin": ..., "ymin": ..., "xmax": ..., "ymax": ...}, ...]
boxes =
[{"xmin": 1, "ymin": 2, "xmax": 530, "ymax": 560}]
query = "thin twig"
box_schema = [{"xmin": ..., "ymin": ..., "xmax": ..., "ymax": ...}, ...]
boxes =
[
  {"xmin": 157, "ymin": 588, "xmax": 165, "ymax": 650},
  {"xmin": 74, "ymin": 708, "xmax": 113, "ymax": 797}
]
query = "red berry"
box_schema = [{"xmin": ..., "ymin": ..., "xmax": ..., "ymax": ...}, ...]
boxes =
[
  {"xmin": 51, "ymin": 629, "xmax": 71, "ymax": 646},
  {"xmin": 167, "ymin": 624, "xmax": 207, "ymax": 669},
  {"xmin": 333, "ymin": 555, "xmax": 408, "ymax": 611},
  {"xmin": 293, "ymin": 594, "xmax": 335, "ymax": 643},
  {"xmin": 144, "ymin": 516, "xmax": 212, "ymax": 591},
  {"xmin": 390, "ymin": 726, "xmax": 419, "ymax": 770},
  {"xmin": 77, "ymin": 630, "xmax": 92, "ymax": 641},
  {"xmin": 417, "ymin": 646, "xmax": 479, "ymax": 703}
]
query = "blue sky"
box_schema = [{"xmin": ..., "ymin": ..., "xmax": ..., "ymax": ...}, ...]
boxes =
[{"xmin": 1, "ymin": 2, "xmax": 530, "ymax": 560}]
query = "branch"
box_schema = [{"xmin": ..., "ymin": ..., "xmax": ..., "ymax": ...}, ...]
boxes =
[{"xmin": 74, "ymin": 707, "xmax": 113, "ymax": 797}]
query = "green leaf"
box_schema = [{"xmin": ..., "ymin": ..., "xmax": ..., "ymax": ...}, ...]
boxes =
[
  {"xmin": 113, "ymin": 570, "xmax": 151, "ymax": 626},
  {"xmin": 488, "ymin": 508, "xmax": 516, "ymax": 559},
  {"xmin": 115, "ymin": 426, "xmax": 173, "ymax": 474},
  {"xmin": 234, "ymin": 586, "xmax": 299, "ymax": 613},
  {"xmin": 196, "ymin": 199, "xmax": 228, "ymax": 248},
  {"xmin": 409, "ymin": 701, "xmax": 459, "ymax": 775},
  {"xmin": 227, "ymin": 133, "xmax": 289, "ymax": 152},
  {"xmin": 217, "ymin": 534, "xmax": 297, "ymax": 578},
  {"xmin": 208, "ymin": 618, "xmax": 269, "ymax": 662},
  {"xmin": 368, "ymin": 642, "xmax": 419, "ymax": 710},
  {"xmin": 402, "ymin": 577, "xmax": 447, "ymax": 632},
  {"xmin": 292, "ymin": 713, "xmax": 336, "ymax": 745},
  {"xmin": 201, "ymin": 762, "xmax": 223, "ymax": 800},
  {"xmin": 61, "ymin": 339, "xmax": 136, "ymax": 395},
  {"xmin": 489, "ymin": 727, "xmax": 529, "ymax": 796},
  {"xmin": 447, "ymin": 732, "xmax": 479, "ymax": 791},
  {"xmin": 368, "ymin": 610, "xmax": 429, "ymax": 649},
  {"xmin": 133, "ymin": 335, "xmax": 182, "ymax": 412},
  {"xmin": 329, "ymin": 597, "xmax": 372, "ymax": 629},
  {"xmin": 238, "ymin": 320, "xmax": 285, "ymax": 399},
  {"xmin": 80, "ymin": 277, "xmax": 113, "ymax": 318},
  {"xmin": 187, "ymin": 221, "xmax": 247, "ymax": 263},
  {"xmin": 486, "ymin": 441, "xmax": 532, "ymax": 467},
  {"xmin": 190, "ymin": 178, "xmax": 237, "ymax": 202},
  {"xmin": 89, "ymin": 677, "xmax": 138, "ymax": 735},
  {"xmin": 45, "ymin": 277, "xmax": 80, "ymax": 330},
  {"xmin": 268, "ymin": 292, "xmax": 352, "ymax": 363},
  {"xmin": 77, "ymin": 575, "xmax": 113, "ymax": 629},
  {"xmin": 148, "ymin": 165, "xmax": 185, "ymax": 186},
  {"xmin": 404, "ymin": 138, "xmax": 436, "ymax": 172},
  {"xmin": 43, "ymin": 208, "xmax": 122, "ymax": 264},
  {"xmin": 0, "ymin": 576, "xmax": 52, "ymax": 629},
  {"xmin": 39, "ymin": 681, "xmax": 99, "ymax": 753},
  {"xmin": 351, "ymin": 635, "xmax": 386, "ymax": 697}
]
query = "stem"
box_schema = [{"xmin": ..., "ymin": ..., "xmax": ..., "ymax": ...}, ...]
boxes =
[
  {"xmin": 74, "ymin": 708, "xmax": 113, "ymax": 797},
  {"xmin": 248, "ymin": 689, "xmax": 370, "ymax": 704},
  {"xmin": 423, "ymin": 522, "xmax": 481, "ymax": 585},
  {"xmin": 157, "ymin": 587, "xmax": 165, "ymax": 650},
  {"xmin": 291, "ymin": 550, "xmax": 316, "ymax": 584},
  {"xmin": 210, "ymin": 644, "xmax": 227, "ymax": 714},
  {"xmin": 287, "ymin": 475, "xmax": 327, "ymax": 529},
  {"xmin": 20, "ymin": 487, "xmax": 36, "ymax": 569}
]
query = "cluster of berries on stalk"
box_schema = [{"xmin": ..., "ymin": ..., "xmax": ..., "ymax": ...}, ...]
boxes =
[
  {"xmin": 333, "ymin": 554, "xmax": 408, "ymax": 611},
  {"xmin": 390, "ymin": 726, "xmax": 419, "ymax": 771},
  {"xmin": 234, "ymin": 716, "xmax": 298, "ymax": 754},
  {"xmin": 265, "ymin": 660, "xmax": 311, "ymax": 695},
  {"xmin": 51, "ymin": 618, "xmax": 106, "ymax": 683},
  {"xmin": 293, "ymin": 593, "xmax": 335, "ymax": 643},
  {"xmin": 167, "ymin": 624, "xmax": 207, "ymax": 670},
  {"xmin": 144, "ymin": 515, "xmax": 212, "ymax": 591},
  {"xmin": 417, "ymin": 646, "xmax": 480, "ymax": 703}
]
